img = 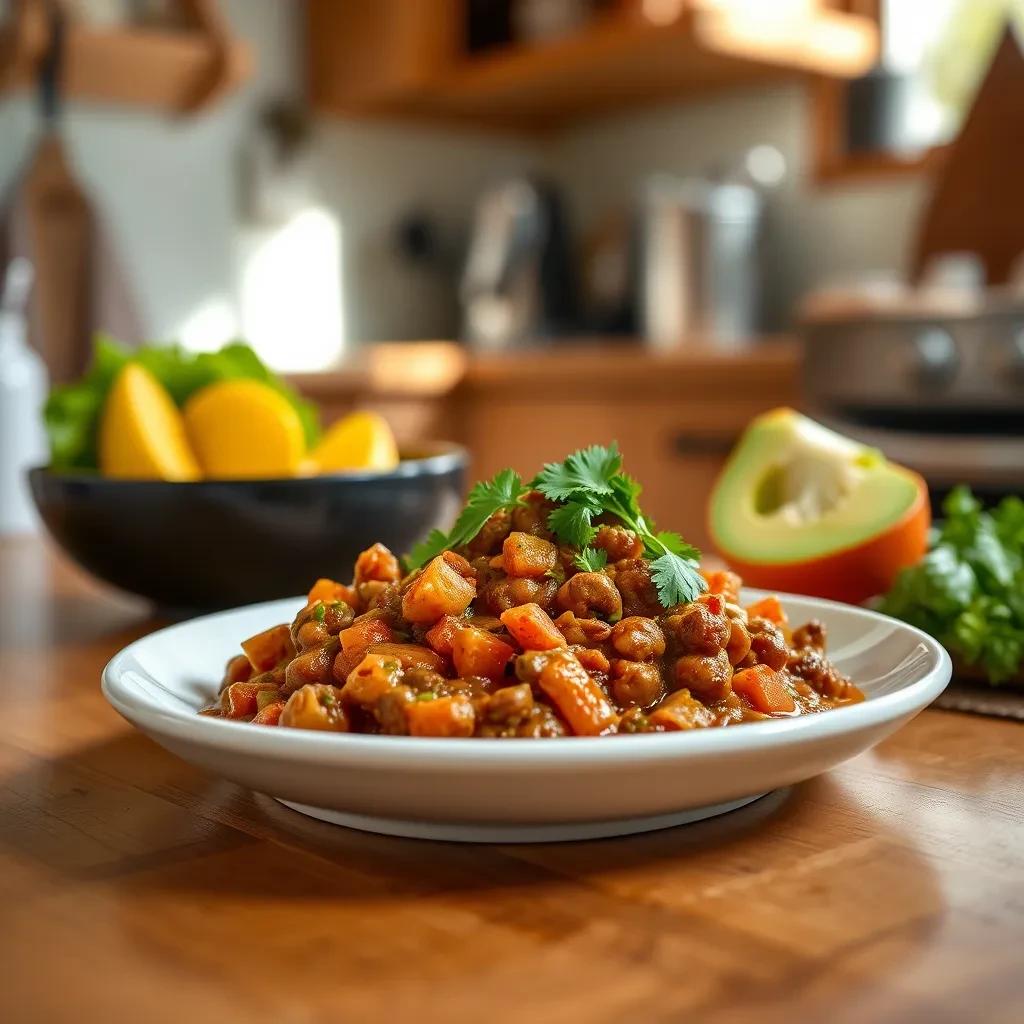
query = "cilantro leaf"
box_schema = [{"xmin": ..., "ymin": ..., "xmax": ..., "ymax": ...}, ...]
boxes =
[
  {"xmin": 574, "ymin": 547, "xmax": 608, "ymax": 573},
  {"xmin": 650, "ymin": 530, "xmax": 701, "ymax": 562},
  {"xmin": 532, "ymin": 443, "xmax": 621, "ymax": 501},
  {"xmin": 547, "ymin": 499, "xmax": 600, "ymax": 550},
  {"xmin": 649, "ymin": 553, "xmax": 705, "ymax": 607},
  {"xmin": 405, "ymin": 529, "xmax": 450, "ymax": 572},
  {"xmin": 404, "ymin": 469, "xmax": 526, "ymax": 570}
]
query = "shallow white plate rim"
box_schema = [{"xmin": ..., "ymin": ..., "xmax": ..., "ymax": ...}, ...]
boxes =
[{"xmin": 102, "ymin": 590, "xmax": 952, "ymax": 769}]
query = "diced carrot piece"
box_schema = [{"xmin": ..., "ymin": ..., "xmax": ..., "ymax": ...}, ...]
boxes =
[
  {"xmin": 340, "ymin": 653, "xmax": 404, "ymax": 707},
  {"xmin": 240, "ymin": 624, "xmax": 295, "ymax": 672},
  {"xmin": 746, "ymin": 595, "xmax": 789, "ymax": 630},
  {"xmin": 252, "ymin": 700, "xmax": 286, "ymax": 726},
  {"xmin": 647, "ymin": 689, "xmax": 715, "ymax": 731},
  {"xmin": 701, "ymin": 569, "xmax": 742, "ymax": 604},
  {"xmin": 500, "ymin": 603, "xmax": 567, "ymax": 651},
  {"xmin": 339, "ymin": 616, "xmax": 395, "ymax": 656},
  {"xmin": 698, "ymin": 593, "xmax": 725, "ymax": 616},
  {"xmin": 366, "ymin": 642, "xmax": 445, "ymax": 673},
  {"xmin": 731, "ymin": 665, "xmax": 796, "ymax": 714},
  {"xmin": 502, "ymin": 532, "xmax": 558, "ymax": 578},
  {"xmin": 220, "ymin": 681, "xmax": 279, "ymax": 720},
  {"xmin": 440, "ymin": 550, "xmax": 476, "ymax": 578},
  {"xmin": 333, "ymin": 616, "xmax": 396, "ymax": 681},
  {"xmin": 451, "ymin": 626, "xmax": 515, "ymax": 681},
  {"xmin": 405, "ymin": 695, "xmax": 475, "ymax": 737},
  {"xmin": 354, "ymin": 543, "xmax": 401, "ymax": 585},
  {"xmin": 402, "ymin": 555, "xmax": 476, "ymax": 625},
  {"xmin": 425, "ymin": 614, "xmax": 465, "ymax": 657},
  {"xmin": 535, "ymin": 650, "xmax": 618, "ymax": 736},
  {"xmin": 307, "ymin": 577, "xmax": 358, "ymax": 608}
]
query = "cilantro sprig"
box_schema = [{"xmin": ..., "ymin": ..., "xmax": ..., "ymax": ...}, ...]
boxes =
[
  {"xmin": 881, "ymin": 486, "xmax": 1024, "ymax": 684},
  {"xmin": 405, "ymin": 468, "xmax": 526, "ymax": 570},
  {"xmin": 405, "ymin": 443, "xmax": 706, "ymax": 608},
  {"xmin": 533, "ymin": 443, "xmax": 705, "ymax": 607}
]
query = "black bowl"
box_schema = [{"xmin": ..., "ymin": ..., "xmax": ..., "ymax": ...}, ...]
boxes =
[{"xmin": 29, "ymin": 444, "xmax": 467, "ymax": 610}]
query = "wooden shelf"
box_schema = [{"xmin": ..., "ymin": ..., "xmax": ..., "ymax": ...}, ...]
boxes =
[
  {"xmin": 308, "ymin": 1, "xmax": 879, "ymax": 134},
  {"xmin": 0, "ymin": 1, "xmax": 252, "ymax": 114}
]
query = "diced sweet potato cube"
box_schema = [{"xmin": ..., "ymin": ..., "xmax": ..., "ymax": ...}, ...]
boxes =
[
  {"xmin": 731, "ymin": 664, "xmax": 796, "ymax": 714},
  {"xmin": 252, "ymin": 700, "xmax": 286, "ymax": 726},
  {"xmin": 500, "ymin": 603, "xmax": 567, "ymax": 651},
  {"xmin": 366, "ymin": 642, "xmax": 445, "ymax": 673},
  {"xmin": 402, "ymin": 555, "xmax": 476, "ymax": 625},
  {"xmin": 340, "ymin": 653, "xmax": 405, "ymax": 708},
  {"xmin": 440, "ymin": 550, "xmax": 476, "ymax": 579},
  {"xmin": 354, "ymin": 543, "xmax": 401, "ymax": 585},
  {"xmin": 333, "ymin": 616, "xmax": 396, "ymax": 682},
  {"xmin": 279, "ymin": 684, "xmax": 349, "ymax": 731},
  {"xmin": 534, "ymin": 650, "xmax": 618, "ymax": 736},
  {"xmin": 425, "ymin": 614, "xmax": 465, "ymax": 657},
  {"xmin": 647, "ymin": 689, "xmax": 715, "ymax": 731},
  {"xmin": 307, "ymin": 577, "xmax": 358, "ymax": 608},
  {"xmin": 241, "ymin": 623, "xmax": 295, "ymax": 673},
  {"xmin": 452, "ymin": 626, "xmax": 515, "ymax": 681},
  {"xmin": 502, "ymin": 532, "xmax": 559, "ymax": 578},
  {"xmin": 405, "ymin": 695, "xmax": 475, "ymax": 737}
]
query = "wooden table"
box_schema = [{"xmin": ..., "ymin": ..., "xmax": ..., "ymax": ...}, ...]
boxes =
[{"xmin": 2, "ymin": 537, "xmax": 1023, "ymax": 1023}]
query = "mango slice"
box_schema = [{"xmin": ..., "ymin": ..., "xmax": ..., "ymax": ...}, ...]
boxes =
[
  {"xmin": 310, "ymin": 411, "xmax": 399, "ymax": 474},
  {"xmin": 183, "ymin": 379, "xmax": 306, "ymax": 479},
  {"xmin": 100, "ymin": 364, "xmax": 201, "ymax": 480}
]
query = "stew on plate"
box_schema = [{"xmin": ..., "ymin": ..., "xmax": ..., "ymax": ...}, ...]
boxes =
[{"xmin": 201, "ymin": 444, "xmax": 864, "ymax": 737}]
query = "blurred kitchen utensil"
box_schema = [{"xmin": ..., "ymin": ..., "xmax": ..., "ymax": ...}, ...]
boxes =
[
  {"xmin": 638, "ymin": 146, "xmax": 784, "ymax": 349},
  {"xmin": 0, "ymin": 258, "xmax": 48, "ymax": 536},
  {"xmin": 0, "ymin": 0, "xmax": 142, "ymax": 382},
  {"xmin": 460, "ymin": 177, "xmax": 575, "ymax": 349}
]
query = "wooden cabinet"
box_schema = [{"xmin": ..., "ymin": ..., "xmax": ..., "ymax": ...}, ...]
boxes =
[
  {"xmin": 305, "ymin": 1, "xmax": 878, "ymax": 134},
  {"xmin": 291, "ymin": 341, "xmax": 799, "ymax": 554}
]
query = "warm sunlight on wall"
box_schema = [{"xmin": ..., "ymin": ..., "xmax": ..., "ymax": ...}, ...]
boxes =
[{"xmin": 240, "ymin": 207, "xmax": 345, "ymax": 371}]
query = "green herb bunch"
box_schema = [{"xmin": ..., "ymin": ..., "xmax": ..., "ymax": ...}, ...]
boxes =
[
  {"xmin": 406, "ymin": 443, "xmax": 706, "ymax": 607},
  {"xmin": 880, "ymin": 486, "xmax": 1024, "ymax": 684}
]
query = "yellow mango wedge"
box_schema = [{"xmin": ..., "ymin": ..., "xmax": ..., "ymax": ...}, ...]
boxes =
[
  {"xmin": 310, "ymin": 411, "xmax": 399, "ymax": 474},
  {"xmin": 183, "ymin": 379, "xmax": 306, "ymax": 479},
  {"xmin": 100, "ymin": 364, "xmax": 201, "ymax": 480}
]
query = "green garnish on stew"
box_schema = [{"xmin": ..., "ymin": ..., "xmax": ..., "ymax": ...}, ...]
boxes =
[
  {"xmin": 415, "ymin": 691, "xmax": 438, "ymax": 702},
  {"xmin": 313, "ymin": 602, "xmax": 326, "ymax": 623},
  {"xmin": 405, "ymin": 443, "xmax": 706, "ymax": 608}
]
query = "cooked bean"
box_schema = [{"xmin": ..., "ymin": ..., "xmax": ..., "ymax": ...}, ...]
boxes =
[
  {"xmin": 612, "ymin": 557, "xmax": 663, "ymax": 617},
  {"xmin": 610, "ymin": 616, "xmax": 665, "ymax": 661},
  {"xmin": 594, "ymin": 524, "xmax": 643, "ymax": 561},
  {"xmin": 467, "ymin": 508, "xmax": 513, "ymax": 556},
  {"xmin": 283, "ymin": 638, "xmax": 339, "ymax": 695},
  {"xmin": 484, "ymin": 683, "xmax": 535, "ymax": 725},
  {"xmin": 726, "ymin": 618, "xmax": 752, "ymax": 666},
  {"xmin": 511, "ymin": 491, "xmax": 554, "ymax": 537},
  {"xmin": 479, "ymin": 575, "xmax": 558, "ymax": 615},
  {"xmin": 376, "ymin": 685, "xmax": 414, "ymax": 734},
  {"xmin": 290, "ymin": 600, "xmax": 354, "ymax": 652},
  {"xmin": 663, "ymin": 602, "xmax": 730, "ymax": 655},
  {"xmin": 746, "ymin": 617, "xmax": 789, "ymax": 671},
  {"xmin": 792, "ymin": 620, "xmax": 827, "ymax": 652},
  {"xmin": 553, "ymin": 611, "xmax": 611, "ymax": 646},
  {"xmin": 610, "ymin": 660, "xmax": 664, "ymax": 709},
  {"xmin": 556, "ymin": 572, "xmax": 622, "ymax": 621},
  {"xmin": 671, "ymin": 650, "xmax": 732, "ymax": 702}
]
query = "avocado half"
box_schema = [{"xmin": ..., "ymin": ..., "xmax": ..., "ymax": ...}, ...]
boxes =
[{"xmin": 708, "ymin": 409, "xmax": 930, "ymax": 603}]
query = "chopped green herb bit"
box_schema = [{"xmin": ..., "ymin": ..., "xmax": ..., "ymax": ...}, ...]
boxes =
[
  {"xmin": 313, "ymin": 602, "xmax": 326, "ymax": 622},
  {"xmin": 415, "ymin": 691, "xmax": 438, "ymax": 702}
]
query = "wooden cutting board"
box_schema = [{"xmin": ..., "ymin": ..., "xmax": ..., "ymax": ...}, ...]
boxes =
[{"xmin": 23, "ymin": 131, "xmax": 94, "ymax": 384}]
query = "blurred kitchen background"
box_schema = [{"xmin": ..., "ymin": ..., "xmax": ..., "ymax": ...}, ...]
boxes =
[{"xmin": 2, "ymin": 0, "xmax": 1023, "ymax": 549}]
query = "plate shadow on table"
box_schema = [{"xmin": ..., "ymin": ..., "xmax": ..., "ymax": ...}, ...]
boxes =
[{"xmin": 0, "ymin": 729, "xmax": 941, "ymax": 919}]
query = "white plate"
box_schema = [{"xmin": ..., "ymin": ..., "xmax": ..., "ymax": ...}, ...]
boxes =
[{"xmin": 102, "ymin": 591, "xmax": 951, "ymax": 843}]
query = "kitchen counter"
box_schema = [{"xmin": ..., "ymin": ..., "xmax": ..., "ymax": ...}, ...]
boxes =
[{"xmin": 2, "ymin": 536, "xmax": 1023, "ymax": 1022}]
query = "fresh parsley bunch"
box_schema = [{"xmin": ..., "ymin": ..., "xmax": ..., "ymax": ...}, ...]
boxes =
[
  {"xmin": 406, "ymin": 443, "xmax": 706, "ymax": 608},
  {"xmin": 880, "ymin": 486, "xmax": 1024, "ymax": 684}
]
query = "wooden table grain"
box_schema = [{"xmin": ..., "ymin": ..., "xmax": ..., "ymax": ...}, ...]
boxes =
[{"xmin": 2, "ymin": 537, "xmax": 1022, "ymax": 1024}]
